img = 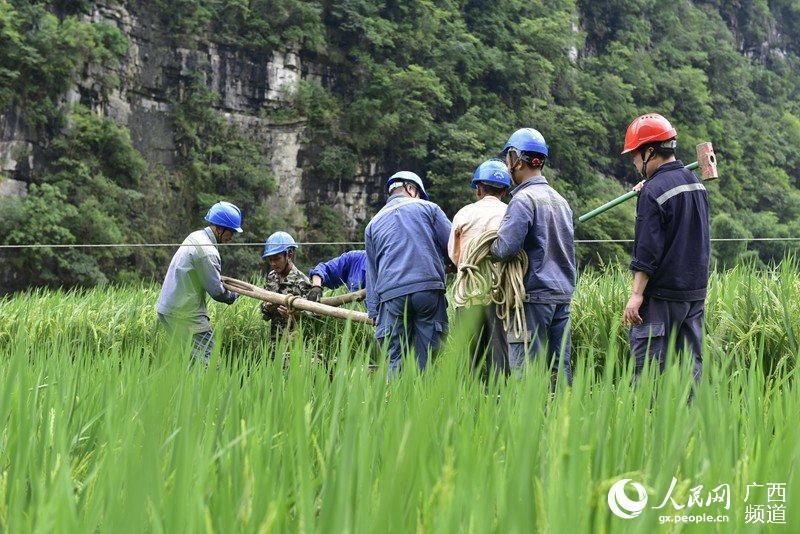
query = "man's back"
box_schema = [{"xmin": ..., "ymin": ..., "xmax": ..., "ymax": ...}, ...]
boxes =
[
  {"xmin": 633, "ymin": 160, "xmax": 710, "ymax": 300},
  {"xmin": 365, "ymin": 196, "xmax": 451, "ymax": 316},
  {"xmin": 493, "ymin": 178, "xmax": 576, "ymax": 301},
  {"xmin": 449, "ymin": 196, "xmax": 507, "ymax": 268}
]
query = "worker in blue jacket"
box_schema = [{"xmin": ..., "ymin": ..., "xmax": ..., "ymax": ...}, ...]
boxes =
[
  {"xmin": 490, "ymin": 128, "xmax": 576, "ymax": 385},
  {"xmin": 620, "ymin": 114, "xmax": 710, "ymax": 382},
  {"xmin": 306, "ymin": 250, "xmax": 367, "ymax": 302},
  {"xmin": 365, "ymin": 171, "xmax": 452, "ymax": 376}
]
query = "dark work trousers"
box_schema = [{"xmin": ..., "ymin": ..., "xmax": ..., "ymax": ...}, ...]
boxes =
[
  {"xmin": 375, "ymin": 290, "xmax": 448, "ymax": 377},
  {"xmin": 508, "ymin": 302, "xmax": 573, "ymax": 386},
  {"xmin": 629, "ymin": 296, "xmax": 704, "ymax": 382},
  {"xmin": 455, "ymin": 304, "xmax": 509, "ymax": 380}
]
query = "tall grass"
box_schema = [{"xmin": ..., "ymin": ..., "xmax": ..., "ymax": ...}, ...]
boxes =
[{"xmin": 0, "ymin": 263, "xmax": 799, "ymax": 531}]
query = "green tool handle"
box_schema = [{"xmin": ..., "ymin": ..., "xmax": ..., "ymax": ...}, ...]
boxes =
[
  {"xmin": 578, "ymin": 160, "xmax": 700, "ymax": 223},
  {"xmin": 578, "ymin": 191, "xmax": 637, "ymax": 222}
]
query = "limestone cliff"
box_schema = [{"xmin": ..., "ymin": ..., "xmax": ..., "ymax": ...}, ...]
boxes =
[{"xmin": 0, "ymin": 1, "xmax": 381, "ymax": 240}]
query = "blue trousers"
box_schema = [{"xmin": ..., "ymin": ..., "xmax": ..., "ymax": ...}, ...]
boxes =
[
  {"xmin": 376, "ymin": 290, "xmax": 448, "ymax": 376},
  {"xmin": 507, "ymin": 302, "xmax": 572, "ymax": 384},
  {"xmin": 629, "ymin": 297, "xmax": 704, "ymax": 381}
]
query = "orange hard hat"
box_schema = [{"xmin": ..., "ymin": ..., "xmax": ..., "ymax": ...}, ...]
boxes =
[{"xmin": 621, "ymin": 114, "xmax": 677, "ymax": 154}]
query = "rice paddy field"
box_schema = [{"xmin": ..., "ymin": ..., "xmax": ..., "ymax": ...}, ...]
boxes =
[{"xmin": 1, "ymin": 263, "xmax": 799, "ymax": 532}]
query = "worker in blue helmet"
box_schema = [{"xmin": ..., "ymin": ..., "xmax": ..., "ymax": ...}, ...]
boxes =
[
  {"xmin": 156, "ymin": 201, "xmax": 242, "ymax": 365},
  {"xmin": 449, "ymin": 159, "xmax": 511, "ymax": 378},
  {"xmin": 260, "ymin": 231, "xmax": 311, "ymax": 335},
  {"xmin": 365, "ymin": 171, "xmax": 452, "ymax": 377},
  {"xmin": 490, "ymin": 128, "xmax": 577, "ymax": 386}
]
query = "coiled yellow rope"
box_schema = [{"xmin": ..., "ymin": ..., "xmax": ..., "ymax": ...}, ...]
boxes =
[{"xmin": 452, "ymin": 230, "xmax": 529, "ymax": 339}]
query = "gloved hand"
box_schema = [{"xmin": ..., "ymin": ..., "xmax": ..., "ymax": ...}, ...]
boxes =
[
  {"xmin": 307, "ymin": 285, "xmax": 323, "ymax": 302},
  {"xmin": 225, "ymin": 290, "xmax": 238, "ymax": 304}
]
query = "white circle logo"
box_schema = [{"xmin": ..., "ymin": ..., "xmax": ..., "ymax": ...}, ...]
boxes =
[{"xmin": 607, "ymin": 479, "xmax": 648, "ymax": 519}]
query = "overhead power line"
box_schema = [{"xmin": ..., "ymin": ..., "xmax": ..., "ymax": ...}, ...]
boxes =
[
  {"xmin": 0, "ymin": 241, "xmax": 366, "ymax": 249},
  {"xmin": 2, "ymin": 237, "xmax": 800, "ymax": 249}
]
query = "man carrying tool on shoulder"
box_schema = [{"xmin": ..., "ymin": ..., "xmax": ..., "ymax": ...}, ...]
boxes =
[
  {"xmin": 305, "ymin": 250, "xmax": 367, "ymax": 303},
  {"xmin": 490, "ymin": 128, "xmax": 576, "ymax": 386},
  {"xmin": 365, "ymin": 171, "xmax": 452, "ymax": 377},
  {"xmin": 620, "ymin": 113, "xmax": 710, "ymax": 382},
  {"xmin": 156, "ymin": 201, "xmax": 242, "ymax": 365},
  {"xmin": 449, "ymin": 159, "xmax": 511, "ymax": 378},
  {"xmin": 261, "ymin": 231, "xmax": 312, "ymax": 336}
]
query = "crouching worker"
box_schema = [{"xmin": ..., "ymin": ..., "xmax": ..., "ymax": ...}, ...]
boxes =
[
  {"xmin": 306, "ymin": 250, "xmax": 367, "ymax": 303},
  {"xmin": 261, "ymin": 231, "xmax": 312, "ymax": 337},
  {"xmin": 365, "ymin": 171, "xmax": 452, "ymax": 377},
  {"xmin": 156, "ymin": 201, "xmax": 242, "ymax": 365},
  {"xmin": 490, "ymin": 128, "xmax": 576, "ymax": 386},
  {"xmin": 449, "ymin": 159, "xmax": 510, "ymax": 378},
  {"xmin": 620, "ymin": 114, "xmax": 710, "ymax": 382}
]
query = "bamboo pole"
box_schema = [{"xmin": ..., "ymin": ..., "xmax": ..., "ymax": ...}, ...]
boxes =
[
  {"xmin": 320, "ymin": 289, "xmax": 366, "ymax": 307},
  {"xmin": 222, "ymin": 276, "xmax": 374, "ymax": 325}
]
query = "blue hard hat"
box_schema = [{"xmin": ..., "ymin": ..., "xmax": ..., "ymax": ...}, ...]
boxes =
[
  {"xmin": 471, "ymin": 159, "xmax": 512, "ymax": 189},
  {"xmin": 205, "ymin": 201, "xmax": 243, "ymax": 233},
  {"xmin": 501, "ymin": 128, "xmax": 549, "ymax": 157},
  {"xmin": 262, "ymin": 231, "xmax": 297, "ymax": 258},
  {"xmin": 385, "ymin": 171, "xmax": 429, "ymax": 200}
]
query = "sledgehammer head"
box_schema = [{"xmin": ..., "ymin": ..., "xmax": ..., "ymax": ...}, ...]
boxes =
[{"xmin": 696, "ymin": 142, "xmax": 718, "ymax": 181}]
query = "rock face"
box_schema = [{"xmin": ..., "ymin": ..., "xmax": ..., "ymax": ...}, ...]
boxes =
[
  {"xmin": 0, "ymin": 1, "xmax": 381, "ymax": 240},
  {"xmin": 0, "ymin": 176, "xmax": 27, "ymax": 198},
  {"xmin": 0, "ymin": 106, "xmax": 34, "ymax": 184}
]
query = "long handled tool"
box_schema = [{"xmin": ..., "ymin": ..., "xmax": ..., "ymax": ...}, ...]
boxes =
[
  {"xmin": 578, "ymin": 142, "xmax": 718, "ymax": 223},
  {"xmin": 222, "ymin": 277, "xmax": 374, "ymax": 325}
]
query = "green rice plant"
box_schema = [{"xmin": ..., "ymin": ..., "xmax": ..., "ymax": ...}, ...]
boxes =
[
  {"xmin": 0, "ymin": 263, "xmax": 799, "ymax": 531},
  {"xmin": 3, "ymin": 261, "xmax": 800, "ymax": 371},
  {"xmin": 0, "ymin": 324, "xmax": 797, "ymax": 532}
]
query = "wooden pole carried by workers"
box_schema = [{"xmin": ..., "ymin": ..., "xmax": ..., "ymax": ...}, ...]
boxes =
[
  {"xmin": 320, "ymin": 289, "xmax": 366, "ymax": 307},
  {"xmin": 222, "ymin": 277, "xmax": 374, "ymax": 326}
]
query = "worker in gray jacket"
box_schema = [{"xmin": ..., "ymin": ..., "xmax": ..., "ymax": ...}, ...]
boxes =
[
  {"xmin": 156, "ymin": 201, "xmax": 242, "ymax": 365},
  {"xmin": 490, "ymin": 129, "xmax": 576, "ymax": 386}
]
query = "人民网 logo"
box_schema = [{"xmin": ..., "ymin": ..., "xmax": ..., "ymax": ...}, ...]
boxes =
[{"xmin": 608, "ymin": 479, "xmax": 649, "ymax": 519}]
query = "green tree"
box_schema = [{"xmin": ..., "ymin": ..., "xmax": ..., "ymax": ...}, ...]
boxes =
[{"xmin": 1, "ymin": 107, "xmax": 146, "ymax": 289}]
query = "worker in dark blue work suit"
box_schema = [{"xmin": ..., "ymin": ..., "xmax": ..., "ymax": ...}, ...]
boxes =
[
  {"xmin": 490, "ymin": 128, "xmax": 576, "ymax": 386},
  {"xmin": 365, "ymin": 171, "xmax": 452, "ymax": 377},
  {"xmin": 305, "ymin": 250, "xmax": 367, "ymax": 302},
  {"xmin": 620, "ymin": 114, "xmax": 710, "ymax": 381}
]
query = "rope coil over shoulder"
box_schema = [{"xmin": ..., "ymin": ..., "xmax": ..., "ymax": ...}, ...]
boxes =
[{"xmin": 452, "ymin": 230, "xmax": 529, "ymax": 339}]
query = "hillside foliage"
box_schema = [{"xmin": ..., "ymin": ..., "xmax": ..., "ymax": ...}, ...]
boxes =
[{"xmin": 3, "ymin": 0, "xmax": 800, "ymax": 288}]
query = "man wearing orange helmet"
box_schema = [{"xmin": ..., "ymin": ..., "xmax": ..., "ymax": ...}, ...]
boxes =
[{"xmin": 621, "ymin": 114, "xmax": 710, "ymax": 381}]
